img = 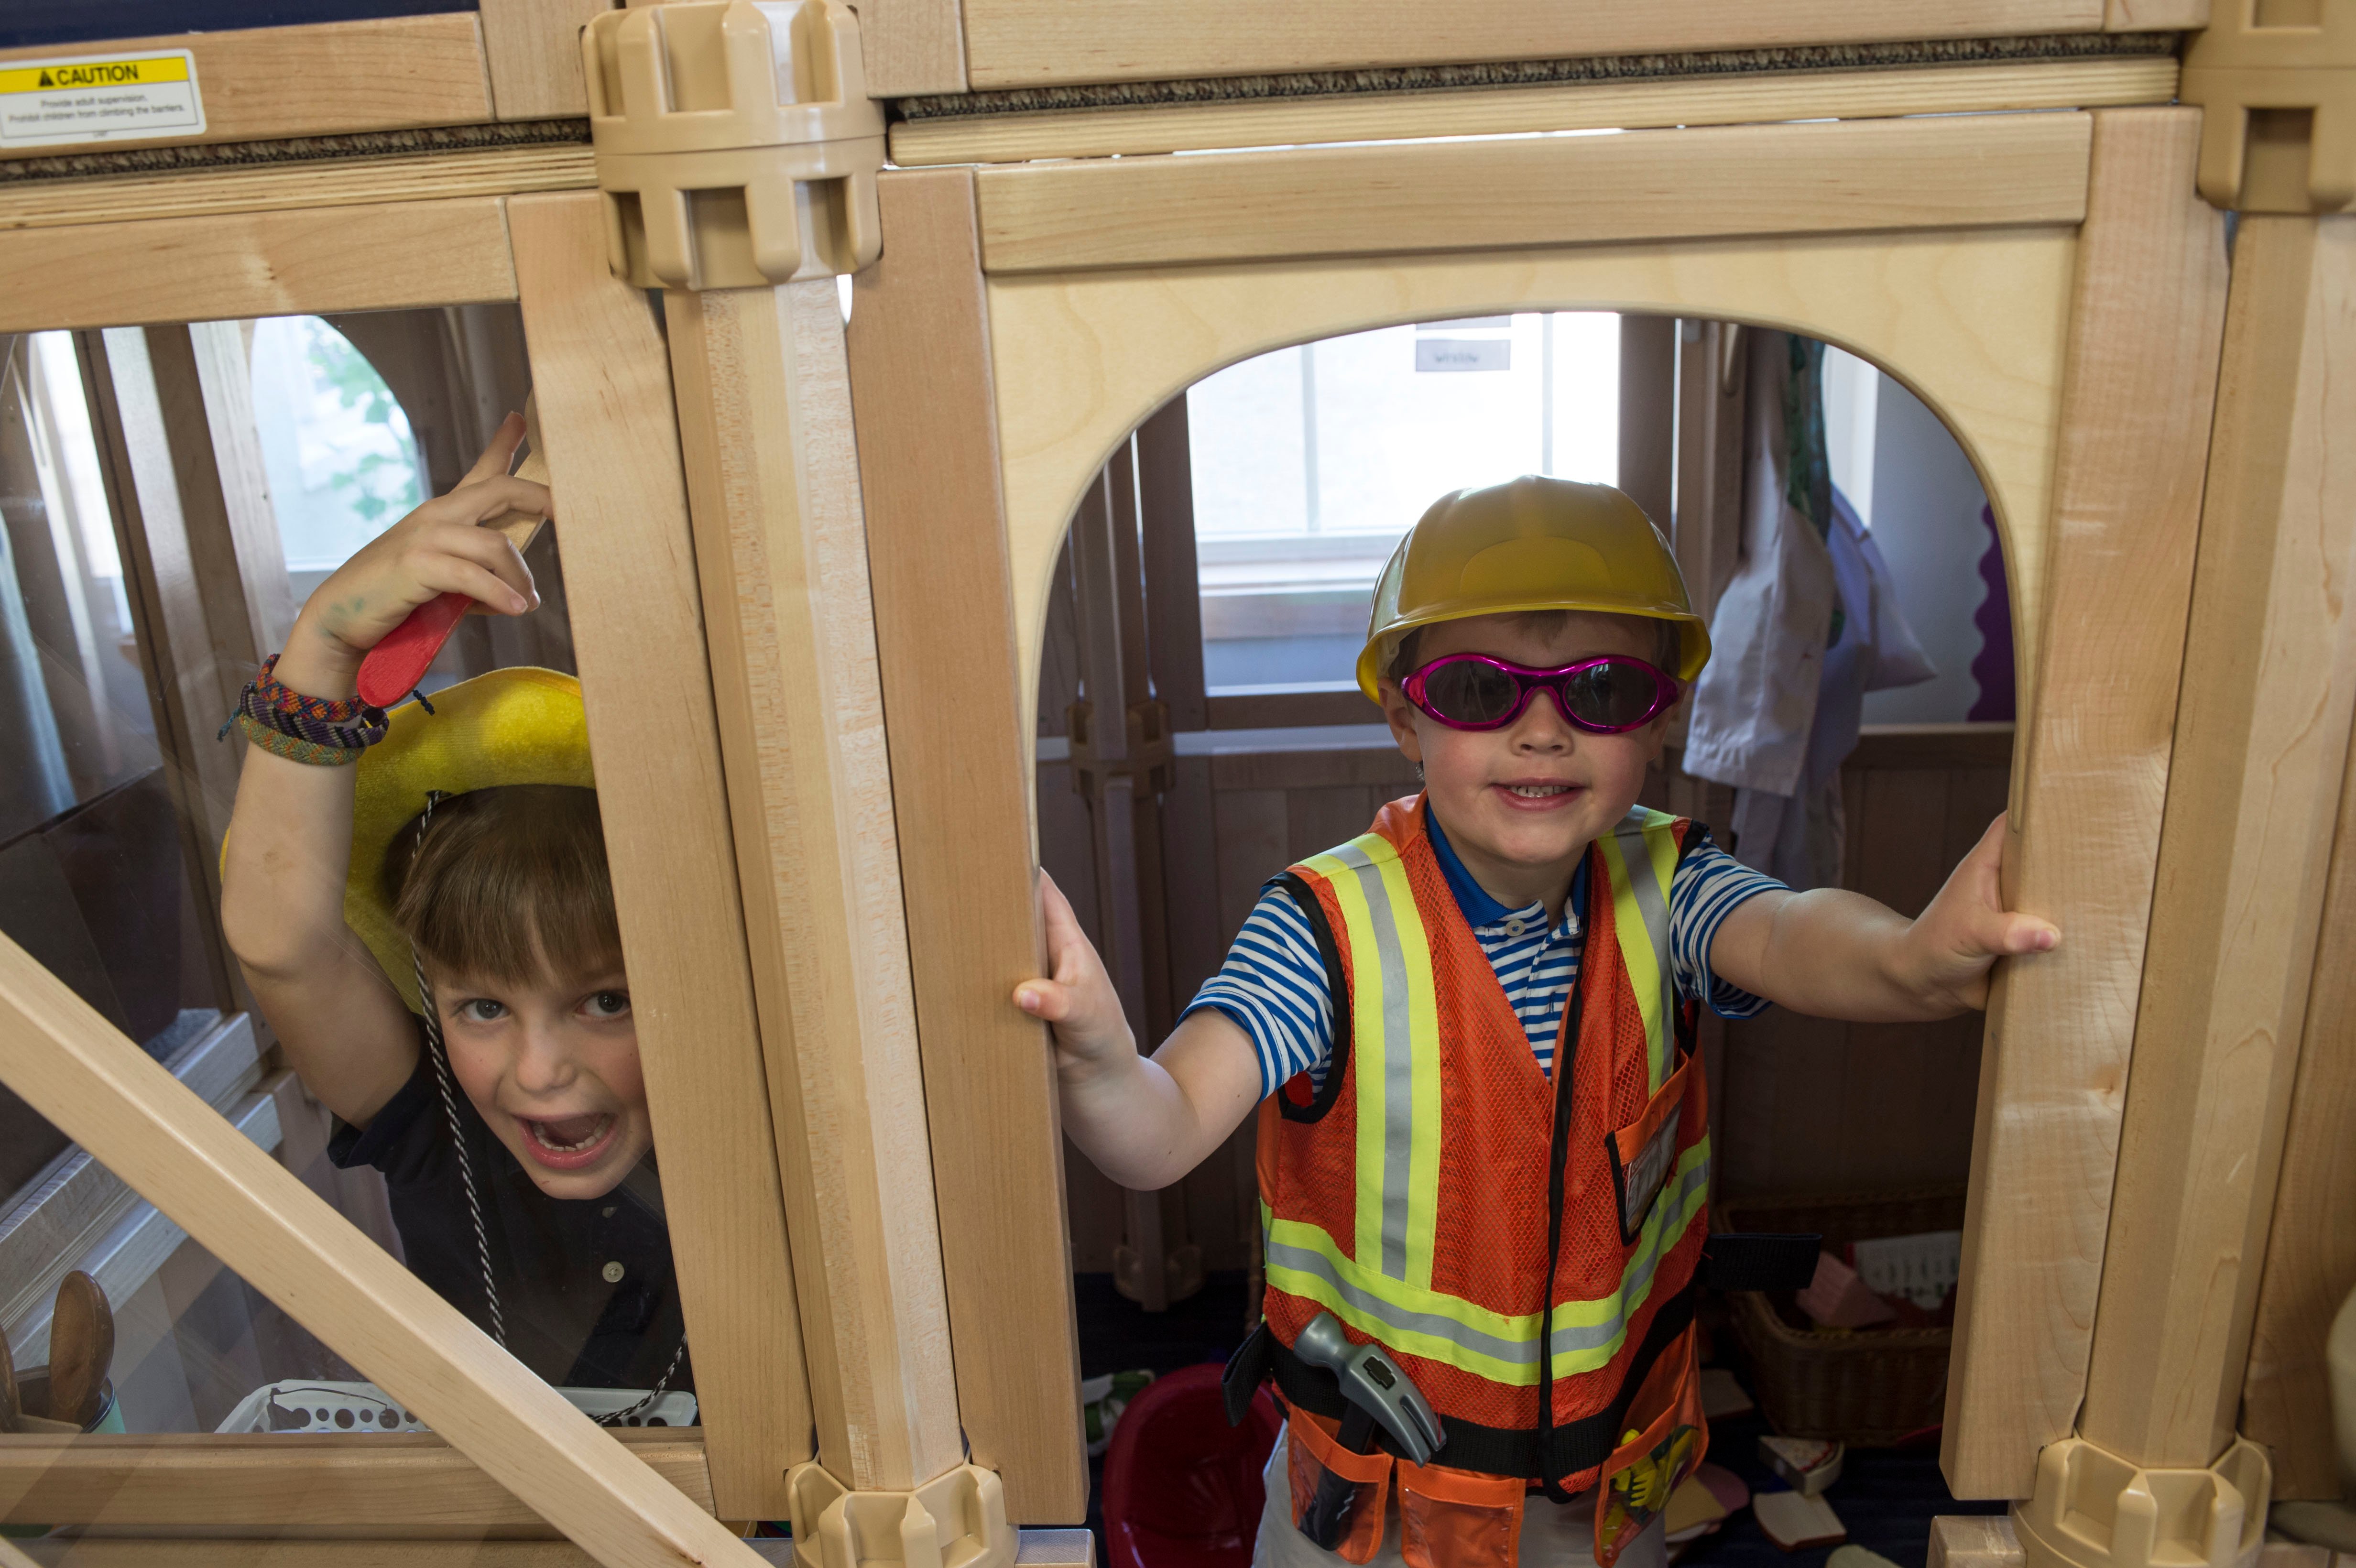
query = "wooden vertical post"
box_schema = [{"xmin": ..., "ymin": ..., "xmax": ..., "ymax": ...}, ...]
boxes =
[
  {"xmin": 845, "ymin": 163, "xmax": 1089, "ymax": 1523},
  {"xmin": 2075, "ymin": 210, "xmax": 2356, "ymax": 1472},
  {"xmin": 2241, "ymin": 708, "xmax": 2356, "ymax": 1499},
  {"xmin": 665, "ymin": 272, "xmax": 967, "ymax": 1495},
  {"xmin": 1617, "ymin": 313, "xmax": 1677, "ymax": 530},
  {"xmin": 182, "ymin": 322, "xmax": 296, "ymax": 660},
  {"xmin": 1067, "ymin": 441, "xmax": 1200, "ymax": 1313},
  {"xmin": 70, "ymin": 334, "xmax": 237, "ymax": 1013},
  {"xmin": 1667, "ymin": 317, "xmax": 1745, "ymax": 1184},
  {"xmin": 1669, "ymin": 319, "xmax": 1745, "ymax": 628},
  {"xmin": 77, "ymin": 329, "xmax": 270, "ymax": 870},
  {"xmin": 478, "ymin": 0, "xmax": 608, "ymax": 119},
  {"xmin": 1942, "ymin": 107, "xmax": 2230, "ymax": 1499},
  {"xmin": 509, "ymin": 189, "xmax": 817, "ymax": 1522}
]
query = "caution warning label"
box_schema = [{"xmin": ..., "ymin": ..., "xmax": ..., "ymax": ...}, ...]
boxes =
[{"xmin": 0, "ymin": 50, "xmax": 204, "ymax": 148}]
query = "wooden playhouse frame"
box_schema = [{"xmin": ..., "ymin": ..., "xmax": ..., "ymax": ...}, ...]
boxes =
[{"xmin": 0, "ymin": 2, "xmax": 2348, "ymax": 1565}]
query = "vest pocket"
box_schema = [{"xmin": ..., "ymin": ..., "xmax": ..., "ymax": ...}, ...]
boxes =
[
  {"xmin": 1593, "ymin": 1325, "xmax": 1707, "ymax": 1568},
  {"xmin": 1287, "ymin": 1406, "xmax": 1395, "ymax": 1563},
  {"xmin": 1396, "ymin": 1459, "xmax": 1526, "ymax": 1568},
  {"xmin": 1604, "ymin": 1056, "xmax": 1692, "ymax": 1245}
]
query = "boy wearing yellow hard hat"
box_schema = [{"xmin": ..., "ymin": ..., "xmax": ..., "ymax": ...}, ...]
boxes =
[
  {"xmin": 219, "ymin": 418, "xmax": 686, "ymax": 1403},
  {"xmin": 1020, "ymin": 476, "xmax": 2055, "ymax": 1568}
]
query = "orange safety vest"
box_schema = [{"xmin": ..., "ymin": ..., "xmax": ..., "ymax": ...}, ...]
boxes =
[{"xmin": 1255, "ymin": 795, "xmax": 1711, "ymax": 1513}]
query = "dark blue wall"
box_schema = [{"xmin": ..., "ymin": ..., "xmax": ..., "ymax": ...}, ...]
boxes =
[{"xmin": 0, "ymin": 2, "xmax": 472, "ymax": 50}]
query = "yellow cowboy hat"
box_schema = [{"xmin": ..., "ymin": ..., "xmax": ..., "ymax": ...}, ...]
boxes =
[{"xmin": 346, "ymin": 666, "xmax": 594, "ymax": 1013}]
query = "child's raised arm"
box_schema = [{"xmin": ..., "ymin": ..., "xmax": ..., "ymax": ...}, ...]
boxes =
[
  {"xmin": 1708, "ymin": 812, "xmax": 2060, "ymax": 1023},
  {"xmin": 220, "ymin": 416, "xmax": 548, "ymax": 1130},
  {"xmin": 1015, "ymin": 871, "xmax": 1263, "ymax": 1190}
]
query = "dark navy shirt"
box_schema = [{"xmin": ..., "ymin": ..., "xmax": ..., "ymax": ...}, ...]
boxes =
[{"xmin": 329, "ymin": 1053, "xmax": 692, "ymax": 1393}]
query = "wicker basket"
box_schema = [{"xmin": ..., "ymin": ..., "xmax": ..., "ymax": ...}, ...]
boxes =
[{"xmin": 1719, "ymin": 1187, "xmax": 1967, "ymax": 1447}]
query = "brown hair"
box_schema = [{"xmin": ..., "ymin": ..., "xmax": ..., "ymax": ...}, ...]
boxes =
[
  {"xmin": 384, "ymin": 784, "xmax": 622, "ymax": 987},
  {"xmin": 1384, "ymin": 611, "xmax": 1682, "ymax": 684}
]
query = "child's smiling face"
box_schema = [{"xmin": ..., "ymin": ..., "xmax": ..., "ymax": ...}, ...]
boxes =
[
  {"xmin": 430, "ymin": 960, "xmax": 651, "ymax": 1201},
  {"xmin": 1377, "ymin": 610, "xmax": 1673, "ymax": 907}
]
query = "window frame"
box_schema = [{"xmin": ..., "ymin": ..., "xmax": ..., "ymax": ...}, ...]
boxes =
[
  {"xmin": 849, "ymin": 106, "xmax": 2232, "ymax": 1509},
  {"xmin": 0, "ymin": 175, "xmax": 801, "ymax": 1566}
]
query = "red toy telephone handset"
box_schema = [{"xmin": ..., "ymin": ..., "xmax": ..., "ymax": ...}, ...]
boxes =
[{"xmin": 355, "ymin": 395, "xmax": 550, "ymax": 709}]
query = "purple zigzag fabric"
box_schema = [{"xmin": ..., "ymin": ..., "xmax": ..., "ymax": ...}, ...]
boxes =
[{"xmin": 1968, "ymin": 501, "xmax": 2016, "ymax": 722}]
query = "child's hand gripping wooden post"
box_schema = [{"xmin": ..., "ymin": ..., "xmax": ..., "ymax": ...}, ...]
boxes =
[{"xmin": 355, "ymin": 396, "xmax": 551, "ymax": 708}]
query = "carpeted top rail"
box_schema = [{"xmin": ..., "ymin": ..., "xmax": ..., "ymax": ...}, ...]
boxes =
[
  {"xmin": 0, "ymin": 118, "xmax": 591, "ymax": 186},
  {"xmin": 893, "ymin": 31, "xmax": 2178, "ymax": 121}
]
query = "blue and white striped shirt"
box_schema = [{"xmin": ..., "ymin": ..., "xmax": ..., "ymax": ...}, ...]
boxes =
[{"xmin": 1184, "ymin": 811, "xmax": 1783, "ymax": 1098}]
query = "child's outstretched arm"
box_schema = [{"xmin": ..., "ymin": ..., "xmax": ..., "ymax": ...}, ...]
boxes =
[
  {"xmin": 1015, "ymin": 871, "xmax": 1263, "ymax": 1191},
  {"xmin": 1708, "ymin": 812, "xmax": 2060, "ymax": 1023},
  {"xmin": 219, "ymin": 415, "xmax": 548, "ymax": 1129}
]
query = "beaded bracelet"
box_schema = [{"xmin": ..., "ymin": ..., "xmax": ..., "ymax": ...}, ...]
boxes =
[
  {"xmin": 233, "ymin": 712, "xmax": 366, "ymax": 767},
  {"xmin": 218, "ymin": 653, "xmax": 392, "ymax": 765}
]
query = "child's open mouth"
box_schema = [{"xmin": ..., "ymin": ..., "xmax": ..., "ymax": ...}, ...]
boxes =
[
  {"xmin": 1494, "ymin": 782, "xmax": 1582, "ymax": 807},
  {"xmin": 519, "ymin": 1112, "xmax": 618, "ymax": 1170}
]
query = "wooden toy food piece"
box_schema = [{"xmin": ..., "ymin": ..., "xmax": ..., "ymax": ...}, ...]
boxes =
[
  {"xmin": 1699, "ymin": 1366, "xmax": 1755, "ymax": 1418},
  {"xmin": 1758, "ymin": 1434, "xmax": 1844, "ymax": 1496},
  {"xmin": 1664, "ymin": 1471, "xmax": 1730, "ymax": 1536},
  {"xmin": 1827, "ymin": 1547, "xmax": 1905, "ymax": 1568},
  {"xmin": 1795, "ymin": 1252, "xmax": 1898, "ymax": 1329},
  {"xmin": 1695, "ymin": 1461, "xmax": 1749, "ymax": 1517},
  {"xmin": 355, "ymin": 397, "xmax": 551, "ymax": 709},
  {"xmin": 1753, "ymin": 1488, "xmax": 1846, "ymax": 1551},
  {"xmin": 49, "ymin": 1270, "xmax": 114, "ymax": 1428}
]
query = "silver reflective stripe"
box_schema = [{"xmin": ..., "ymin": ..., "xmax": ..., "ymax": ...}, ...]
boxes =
[
  {"xmin": 1329, "ymin": 838, "xmax": 1418, "ymax": 1283},
  {"xmin": 1546, "ymin": 1149, "xmax": 1711, "ymax": 1361},
  {"xmin": 1267, "ymin": 1146, "xmax": 1712, "ymax": 1378},
  {"xmin": 1614, "ymin": 813, "xmax": 1676, "ymax": 1064},
  {"xmin": 1266, "ymin": 1236, "xmax": 1540, "ymax": 1369}
]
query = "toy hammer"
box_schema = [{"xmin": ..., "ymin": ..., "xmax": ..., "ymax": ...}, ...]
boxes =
[
  {"xmin": 355, "ymin": 397, "xmax": 549, "ymax": 709},
  {"xmin": 1293, "ymin": 1311, "xmax": 1446, "ymax": 1549}
]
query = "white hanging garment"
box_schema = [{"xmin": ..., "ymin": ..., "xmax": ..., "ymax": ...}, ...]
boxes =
[{"xmin": 1684, "ymin": 333, "xmax": 1937, "ymax": 889}]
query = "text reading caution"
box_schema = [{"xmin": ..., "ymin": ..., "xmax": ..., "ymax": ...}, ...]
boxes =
[{"xmin": 0, "ymin": 51, "xmax": 204, "ymax": 148}]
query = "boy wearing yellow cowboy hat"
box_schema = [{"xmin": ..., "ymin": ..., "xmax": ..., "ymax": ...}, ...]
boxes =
[
  {"xmin": 1019, "ymin": 477, "xmax": 2056, "ymax": 1568},
  {"xmin": 221, "ymin": 418, "xmax": 685, "ymax": 1398}
]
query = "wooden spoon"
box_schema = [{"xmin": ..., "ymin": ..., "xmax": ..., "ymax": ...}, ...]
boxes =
[
  {"xmin": 47, "ymin": 1272, "xmax": 112, "ymax": 1429},
  {"xmin": 0, "ymin": 1324, "xmax": 19, "ymax": 1432}
]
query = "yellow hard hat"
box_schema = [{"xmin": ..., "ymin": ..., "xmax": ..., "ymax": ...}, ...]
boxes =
[
  {"xmin": 1355, "ymin": 476, "xmax": 1710, "ymax": 701},
  {"xmin": 346, "ymin": 666, "xmax": 594, "ymax": 1013}
]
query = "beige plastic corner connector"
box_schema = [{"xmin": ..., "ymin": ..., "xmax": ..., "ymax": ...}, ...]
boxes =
[
  {"xmin": 2179, "ymin": 2, "xmax": 2356, "ymax": 213},
  {"xmin": 785, "ymin": 1459, "xmax": 1015, "ymax": 1568},
  {"xmin": 582, "ymin": 0, "xmax": 884, "ymax": 290},
  {"xmin": 2014, "ymin": 1436, "xmax": 2269, "ymax": 1568}
]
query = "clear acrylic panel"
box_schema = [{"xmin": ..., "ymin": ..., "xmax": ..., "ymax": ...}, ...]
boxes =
[{"xmin": 0, "ymin": 317, "xmax": 698, "ymax": 1541}]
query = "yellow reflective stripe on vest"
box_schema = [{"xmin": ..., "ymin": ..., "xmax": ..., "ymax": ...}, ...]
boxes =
[
  {"xmin": 1267, "ymin": 1139, "xmax": 1711, "ymax": 1385},
  {"xmin": 1299, "ymin": 833, "xmax": 1443, "ymax": 1291},
  {"xmin": 1598, "ymin": 808, "xmax": 1681, "ymax": 1093}
]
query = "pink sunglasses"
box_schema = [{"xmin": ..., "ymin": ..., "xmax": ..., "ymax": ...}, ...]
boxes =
[{"xmin": 1401, "ymin": 652, "xmax": 1681, "ymax": 734}]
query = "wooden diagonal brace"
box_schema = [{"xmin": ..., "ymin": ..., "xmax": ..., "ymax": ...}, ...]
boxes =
[{"xmin": 0, "ymin": 932, "xmax": 762, "ymax": 1568}]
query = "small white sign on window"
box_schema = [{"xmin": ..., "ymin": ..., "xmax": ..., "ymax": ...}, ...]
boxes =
[
  {"xmin": 0, "ymin": 50, "xmax": 204, "ymax": 148},
  {"xmin": 1416, "ymin": 338, "xmax": 1510, "ymax": 373}
]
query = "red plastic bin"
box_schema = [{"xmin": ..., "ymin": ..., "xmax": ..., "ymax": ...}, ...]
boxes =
[{"xmin": 1101, "ymin": 1363, "xmax": 1284, "ymax": 1568}]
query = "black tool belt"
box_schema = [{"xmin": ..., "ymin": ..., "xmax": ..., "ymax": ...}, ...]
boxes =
[{"xmin": 1222, "ymin": 1231, "xmax": 1817, "ymax": 1481}]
